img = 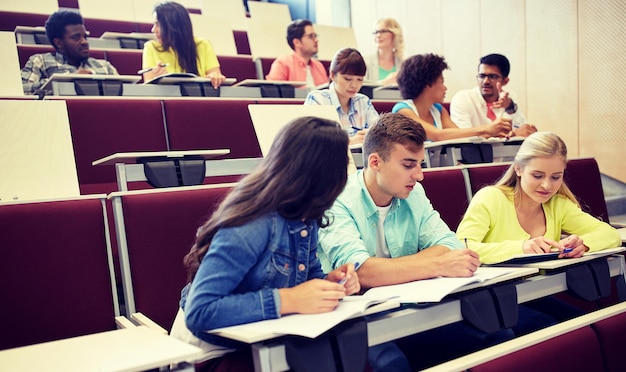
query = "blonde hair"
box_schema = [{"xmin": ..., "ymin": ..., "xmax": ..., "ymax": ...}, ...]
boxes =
[
  {"xmin": 376, "ymin": 18, "xmax": 404, "ymax": 60},
  {"xmin": 495, "ymin": 132, "xmax": 579, "ymax": 206}
]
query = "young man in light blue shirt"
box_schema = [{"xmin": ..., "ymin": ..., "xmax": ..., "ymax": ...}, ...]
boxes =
[{"xmin": 319, "ymin": 112, "xmax": 514, "ymax": 369}]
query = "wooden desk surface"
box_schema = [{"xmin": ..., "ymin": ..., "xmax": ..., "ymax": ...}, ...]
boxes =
[{"xmin": 0, "ymin": 326, "xmax": 203, "ymax": 372}]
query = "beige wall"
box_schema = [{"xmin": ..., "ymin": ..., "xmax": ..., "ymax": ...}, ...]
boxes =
[{"xmin": 351, "ymin": 0, "xmax": 626, "ymax": 182}]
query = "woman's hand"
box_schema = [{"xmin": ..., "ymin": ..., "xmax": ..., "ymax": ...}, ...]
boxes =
[
  {"xmin": 278, "ymin": 279, "xmax": 346, "ymax": 315},
  {"xmin": 206, "ymin": 68, "xmax": 226, "ymax": 89},
  {"xmin": 559, "ymin": 234, "xmax": 587, "ymax": 258},
  {"xmin": 326, "ymin": 263, "xmax": 360, "ymax": 295},
  {"xmin": 522, "ymin": 237, "xmax": 561, "ymax": 254},
  {"xmin": 143, "ymin": 61, "xmax": 167, "ymax": 81}
]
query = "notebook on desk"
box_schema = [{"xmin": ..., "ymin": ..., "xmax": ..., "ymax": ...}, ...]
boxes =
[
  {"xmin": 487, "ymin": 247, "xmax": 626, "ymax": 268},
  {"xmin": 143, "ymin": 73, "xmax": 236, "ymax": 85}
]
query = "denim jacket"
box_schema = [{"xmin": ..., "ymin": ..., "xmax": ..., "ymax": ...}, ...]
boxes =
[{"xmin": 181, "ymin": 211, "xmax": 325, "ymax": 345}]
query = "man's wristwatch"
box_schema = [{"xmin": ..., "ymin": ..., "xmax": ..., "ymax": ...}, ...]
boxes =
[{"xmin": 505, "ymin": 100, "xmax": 517, "ymax": 114}]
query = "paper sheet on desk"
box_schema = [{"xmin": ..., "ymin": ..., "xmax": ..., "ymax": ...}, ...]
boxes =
[
  {"xmin": 362, "ymin": 267, "xmax": 516, "ymax": 303},
  {"xmin": 208, "ymin": 295, "xmax": 397, "ymax": 339}
]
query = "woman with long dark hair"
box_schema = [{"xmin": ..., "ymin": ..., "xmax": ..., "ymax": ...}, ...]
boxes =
[
  {"xmin": 170, "ymin": 116, "xmax": 359, "ymax": 370},
  {"xmin": 142, "ymin": 1, "xmax": 225, "ymax": 88}
]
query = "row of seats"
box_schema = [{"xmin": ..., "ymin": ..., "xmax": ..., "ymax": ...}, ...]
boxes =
[
  {"xmin": 2, "ymin": 9, "xmax": 252, "ymax": 55},
  {"xmin": 15, "ymin": 43, "xmax": 259, "ymax": 80},
  {"xmin": 0, "ymin": 156, "xmax": 614, "ymax": 351},
  {"xmin": 423, "ymin": 302, "xmax": 626, "ymax": 372},
  {"xmin": 52, "ymin": 98, "xmax": 394, "ymax": 196}
]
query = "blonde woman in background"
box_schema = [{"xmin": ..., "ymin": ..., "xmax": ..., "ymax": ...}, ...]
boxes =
[{"xmin": 365, "ymin": 18, "xmax": 404, "ymax": 86}]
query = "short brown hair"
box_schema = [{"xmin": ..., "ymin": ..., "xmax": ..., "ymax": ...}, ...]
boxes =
[{"xmin": 363, "ymin": 113, "xmax": 426, "ymax": 166}]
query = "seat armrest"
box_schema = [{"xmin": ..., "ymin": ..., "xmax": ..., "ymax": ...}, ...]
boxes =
[
  {"xmin": 115, "ymin": 315, "xmax": 137, "ymax": 329},
  {"xmin": 131, "ymin": 312, "xmax": 168, "ymax": 334}
]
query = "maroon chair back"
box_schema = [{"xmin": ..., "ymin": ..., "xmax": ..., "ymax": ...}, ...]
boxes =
[
  {"xmin": 104, "ymin": 49, "xmax": 142, "ymax": 76},
  {"xmin": 219, "ymin": 55, "xmax": 258, "ymax": 83},
  {"xmin": 164, "ymin": 98, "xmax": 261, "ymax": 159},
  {"xmin": 113, "ymin": 185, "xmax": 234, "ymax": 329},
  {"xmin": 565, "ymin": 157, "xmax": 610, "ymax": 223},
  {"xmin": 0, "ymin": 196, "xmax": 117, "ymax": 350},
  {"xmin": 83, "ymin": 18, "xmax": 139, "ymax": 37},
  {"xmin": 65, "ymin": 99, "xmax": 168, "ymax": 194},
  {"xmin": 470, "ymin": 326, "xmax": 605, "ymax": 371},
  {"xmin": 371, "ymin": 100, "xmax": 396, "ymax": 114},
  {"xmin": 421, "ymin": 167, "xmax": 470, "ymax": 231},
  {"xmin": 0, "ymin": 11, "xmax": 48, "ymax": 31},
  {"xmin": 233, "ymin": 30, "xmax": 251, "ymax": 55},
  {"xmin": 465, "ymin": 162, "xmax": 511, "ymax": 195},
  {"xmin": 592, "ymin": 310, "xmax": 626, "ymax": 372}
]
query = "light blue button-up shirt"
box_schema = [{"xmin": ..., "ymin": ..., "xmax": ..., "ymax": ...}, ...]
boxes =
[
  {"xmin": 304, "ymin": 82, "xmax": 380, "ymax": 136},
  {"xmin": 319, "ymin": 170, "xmax": 463, "ymax": 272}
]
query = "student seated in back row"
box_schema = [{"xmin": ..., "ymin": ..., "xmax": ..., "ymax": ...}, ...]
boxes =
[
  {"xmin": 392, "ymin": 53, "xmax": 511, "ymax": 141},
  {"xmin": 21, "ymin": 9, "xmax": 118, "ymax": 95},
  {"xmin": 304, "ymin": 47, "xmax": 379, "ymax": 145},
  {"xmin": 457, "ymin": 131, "xmax": 621, "ymax": 328},
  {"xmin": 141, "ymin": 1, "xmax": 226, "ymax": 88},
  {"xmin": 450, "ymin": 53, "xmax": 537, "ymax": 137},
  {"xmin": 265, "ymin": 19, "xmax": 329, "ymax": 88}
]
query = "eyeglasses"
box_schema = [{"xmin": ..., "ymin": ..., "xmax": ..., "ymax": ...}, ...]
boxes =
[
  {"xmin": 476, "ymin": 73, "xmax": 502, "ymax": 81},
  {"xmin": 372, "ymin": 29, "xmax": 392, "ymax": 35},
  {"xmin": 302, "ymin": 33, "xmax": 318, "ymax": 40}
]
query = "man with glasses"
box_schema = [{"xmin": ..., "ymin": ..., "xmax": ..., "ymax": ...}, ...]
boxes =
[
  {"xmin": 450, "ymin": 54, "xmax": 537, "ymax": 137},
  {"xmin": 266, "ymin": 19, "xmax": 328, "ymax": 87}
]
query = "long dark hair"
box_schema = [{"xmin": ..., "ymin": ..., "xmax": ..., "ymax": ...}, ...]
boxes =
[
  {"xmin": 154, "ymin": 1, "xmax": 199, "ymax": 75},
  {"xmin": 184, "ymin": 116, "xmax": 349, "ymax": 281}
]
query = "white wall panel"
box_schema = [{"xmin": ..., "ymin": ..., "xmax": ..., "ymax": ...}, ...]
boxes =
[
  {"xmin": 526, "ymin": 0, "xmax": 578, "ymax": 155},
  {"xmin": 578, "ymin": 0, "xmax": 626, "ymax": 181},
  {"xmin": 441, "ymin": 0, "xmax": 480, "ymax": 99},
  {"xmin": 480, "ymin": 0, "xmax": 527, "ymax": 114}
]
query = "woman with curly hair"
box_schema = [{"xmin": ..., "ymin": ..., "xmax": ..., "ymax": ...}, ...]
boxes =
[
  {"xmin": 393, "ymin": 53, "xmax": 511, "ymax": 141},
  {"xmin": 142, "ymin": 1, "xmax": 225, "ymax": 88}
]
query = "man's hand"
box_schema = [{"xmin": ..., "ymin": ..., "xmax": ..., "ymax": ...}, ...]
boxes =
[
  {"xmin": 436, "ymin": 249, "xmax": 480, "ymax": 278},
  {"xmin": 512, "ymin": 123, "xmax": 538, "ymax": 137}
]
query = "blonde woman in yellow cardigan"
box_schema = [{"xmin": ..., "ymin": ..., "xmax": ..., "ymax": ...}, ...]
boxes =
[
  {"xmin": 457, "ymin": 132, "xmax": 621, "ymax": 332},
  {"xmin": 457, "ymin": 131, "xmax": 620, "ymax": 264}
]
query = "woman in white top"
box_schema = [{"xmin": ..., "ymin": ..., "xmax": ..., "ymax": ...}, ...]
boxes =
[{"xmin": 366, "ymin": 18, "xmax": 404, "ymax": 86}]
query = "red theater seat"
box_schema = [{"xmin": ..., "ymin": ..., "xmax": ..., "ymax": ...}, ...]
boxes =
[
  {"xmin": 233, "ymin": 30, "xmax": 250, "ymax": 55},
  {"xmin": 565, "ymin": 157, "xmax": 611, "ymax": 223},
  {"xmin": 470, "ymin": 326, "xmax": 605, "ymax": 371},
  {"xmin": 592, "ymin": 311, "xmax": 626, "ymax": 372},
  {"xmin": 0, "ymin": 196, "xmax": 118, "ymax": 350},
  {"xmin": 111, "ymin": 184, "xmax": 234, "ymax": 329},
  {"xmin": 422, "ymin": 166, "xmax": 470, "ymax": 231},
  {"xmin": 465, "ymin": 162, "xmax": 511, "ymax": 195},
  {"xmin": 65, "ymin": 99, "xmax": 168, "ymax": 194},
  {"xmin": 219, "ymin": 55, "xmax": 258, "ymax": 82},
  {"xmin": 104, "ymin": 49, "xmax": 142, "ymax": 76}
]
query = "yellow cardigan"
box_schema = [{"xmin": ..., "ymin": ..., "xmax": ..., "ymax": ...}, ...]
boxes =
[{"xmin": 457, "ymin": 186, "xmax": 621, "ymax": 264}]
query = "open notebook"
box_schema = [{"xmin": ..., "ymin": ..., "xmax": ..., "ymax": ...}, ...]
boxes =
[{"xmin": 248, "ymin": 104, "xmax": 340, "ymax": 157}]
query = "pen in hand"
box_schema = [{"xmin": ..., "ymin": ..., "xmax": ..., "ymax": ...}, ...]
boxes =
[
  {"xmin": 338, "ymin": 262, "xmax": 360, "ymax": 285},
  {"xmin": 137, "ymin": 63, "xmax": 169, "ymax": 75}
]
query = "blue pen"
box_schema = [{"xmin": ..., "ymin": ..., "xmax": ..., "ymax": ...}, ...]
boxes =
[
  {"xmin": 338, "ymin": 262, "xmax": 360, "ymax": 285},
  {"xmin": 562, "ymin": 247, "xmax": 573, "ymax": 254}
]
